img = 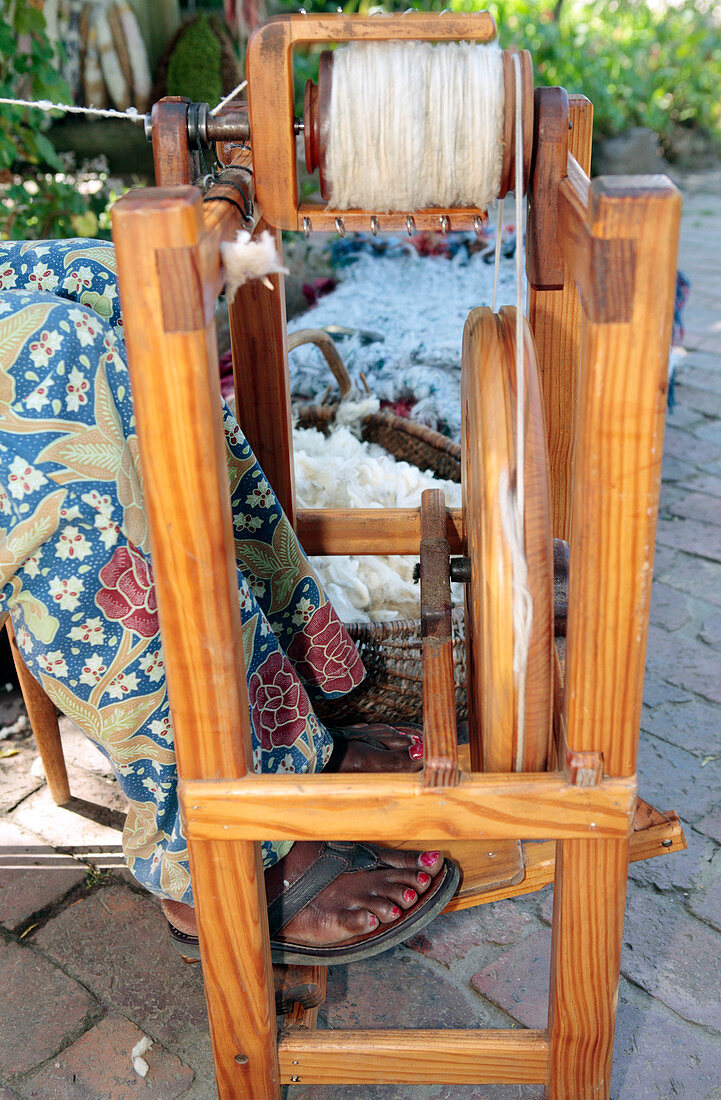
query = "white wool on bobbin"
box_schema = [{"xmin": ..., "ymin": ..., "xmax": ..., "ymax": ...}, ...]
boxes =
[
  {"xmin": 293, "ymin": 424, "xmax": 463, "ymax": 623},
  {"xmin": 327, "ymin": 41, "xmax": 504, "ymax": 212}
]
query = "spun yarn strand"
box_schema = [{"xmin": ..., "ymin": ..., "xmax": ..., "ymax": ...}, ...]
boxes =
[{"xmin": 327, "ymin": 41, "xmax": 504, "ymax": 212}]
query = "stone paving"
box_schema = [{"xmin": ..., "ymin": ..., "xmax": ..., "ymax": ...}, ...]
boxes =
[{"xmin": 1, "ymin": 177, "xmax": 720, "ymax": 1099}]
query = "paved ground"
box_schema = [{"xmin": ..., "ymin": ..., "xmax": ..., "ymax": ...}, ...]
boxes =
[{"xmin": 1, "ymin": 176, "xmax": 720, "ymax": 1099}]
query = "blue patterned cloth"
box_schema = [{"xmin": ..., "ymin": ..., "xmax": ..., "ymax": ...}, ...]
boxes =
[{"xmin": 0, "ymin": 239, "xmax": 366, "ymax": 904}]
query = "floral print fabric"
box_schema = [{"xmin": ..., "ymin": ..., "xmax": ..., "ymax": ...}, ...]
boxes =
[{"xmin": 0, "ymin": 238, "xmax": 365, "ymax": 905}]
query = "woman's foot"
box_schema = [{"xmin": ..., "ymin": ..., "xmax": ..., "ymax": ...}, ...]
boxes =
[
  {"xmin": 327, "ymin": 723, "xmax": 424, "ymax": 772},
  {"xmin": 162, "ymin": 843, "xmax": 450, "ymax": 958},
  {"xmin": 265, "ymin": 841, "xmax": 443, "ymax": 946}
]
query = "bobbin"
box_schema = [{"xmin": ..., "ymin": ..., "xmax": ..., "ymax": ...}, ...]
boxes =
[
  {"xmin": 303, "ymin": 46, "xmax": 533, "ymax": 204},
  {"xmin": 246, "ymin": 12, "xmax": 533, "ymax": 233}
]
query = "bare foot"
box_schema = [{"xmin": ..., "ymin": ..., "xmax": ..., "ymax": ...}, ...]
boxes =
[
  {"xmin": 327, "ymin": 723, "xmax": 424, "ymax": 773},
  {"xmin": 265, "ymin": 841, "xmax": 444, "ymax": 945}
]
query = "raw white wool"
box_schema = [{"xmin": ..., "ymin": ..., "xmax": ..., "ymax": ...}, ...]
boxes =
[
  {"xmin": 131, "ymin": 1035, "xmax": 153, "ymax": 1077},
  {"xmin": 327, "ymin": 41, "xmax": 504, "ymax": 212},
  {"xmin": 288, "ymin": 244, "xmax": 518, "ymax": 440},
  {"xmin": 131, "ymin": 1036, "xmax": 153, "ymax": 1059},
  {"xmin": 221, "ymin": 230, "xmax": 288, "ymax": 303},
  {"xmin": 293, "ymin": 424, "xmax": 463, "ymax": 622}
]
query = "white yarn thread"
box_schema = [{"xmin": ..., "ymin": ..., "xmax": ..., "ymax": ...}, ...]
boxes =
[
  {"xmin": 491, "ymin": 196, "xmax": 504, "ymax": 313},
  {"xmin": 327, "ymin": 41, "xmax": 504, "ymax": 212},
  {"xmin": 211, "ymin": 79, "xmax": 248, "ymax": 116},
  {"xmin": 0, "ymin": 95, "xmax": 145, "ymax": 123}
]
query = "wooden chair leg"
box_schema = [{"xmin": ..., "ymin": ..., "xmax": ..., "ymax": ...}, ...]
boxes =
[
  {"xmin": 6, "ymin": 620, "xmax": 70, "ymax": 805},
  {"xmin": 547, "ymin": 838, "xmax": 630, "ymax": 1098}
]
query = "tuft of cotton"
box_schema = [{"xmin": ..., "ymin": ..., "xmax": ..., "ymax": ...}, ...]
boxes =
[
  {"xmin": 221, "ymin": 230, "xmax": 288, "ymax": 303},
  {"xmin": 133, "ymin": 1057, "xmax": 149, "ymax": 1078},
  {"xmin": 131, "ymin": 1035, "xmax": 153, "ymax": 1077},
  {"xmin": 294, "ymin": 425, "xmax": 463, "ymax": 621}
]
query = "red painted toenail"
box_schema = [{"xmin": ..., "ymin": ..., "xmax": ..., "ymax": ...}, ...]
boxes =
[
  {"xmin": 420, "ymin": 851, "xmax": 440, "ymax": 867},
  {"xmin": 391, "ymin": 906, "xmax": 402, "ymax": 918},
  {"xmin": 368, "ymin": 914, "xmax": 379, "ymax": 928},
  {"xmin": 417, "ymin": 872, "xmax": 430, "ymax": 886},
  {"xmin": 409, "ymin": 743, "xmax": 424, "ymax": 759},
  {"xmin": 403, "ymin": 889, "xmax": 417, "ymax": 903},
  {"xmin": 410, "ymin": 733, "xmax": 423, "ymax": 744}
]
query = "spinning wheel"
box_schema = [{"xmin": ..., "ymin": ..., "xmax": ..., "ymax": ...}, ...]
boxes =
[
  {"xmin": 462, "ymin": 306, "xmax": 553, "ymax": 773},
  {"xmin": 100, "ymin": 12, "xmax": 685, "ymax": 1097}
]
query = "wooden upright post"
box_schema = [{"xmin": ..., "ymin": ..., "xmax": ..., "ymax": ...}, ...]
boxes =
[
  {"xmin": 527, "ymin": 93, "xmax": 593, "ymax": 540},
  {"xmin": 227, "ymin": 217, "xmax": 296, "ymax": 525},
  {"xmin": 548, "ymin": 175, "xmax": 681, "ymax": 1098},
  {"xmin": 112, "ymin": 188, "xmax": 280, "ymax": 1100}
]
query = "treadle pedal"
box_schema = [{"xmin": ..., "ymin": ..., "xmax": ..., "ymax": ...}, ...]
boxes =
[{"xmin": 274, "ymin": 963, "xmax": 327, "ymax": 1017}]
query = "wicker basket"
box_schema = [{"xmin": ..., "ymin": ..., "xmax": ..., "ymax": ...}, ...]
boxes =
[
  {"xmin": 290, "ymin": 329, "xmax": 467, "ymax": 723},
  {"xmin": 290, "ymin": 328, "xmax": 462, "ymax": 482},
  {"xmin": 313, "ymin": 608, "xmax": 467, "ymax": 727}
]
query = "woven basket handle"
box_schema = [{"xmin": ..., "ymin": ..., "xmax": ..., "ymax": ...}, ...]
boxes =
[{"xmin": 287, "ymin": 329, "xmax": 352, "ymax": 399}]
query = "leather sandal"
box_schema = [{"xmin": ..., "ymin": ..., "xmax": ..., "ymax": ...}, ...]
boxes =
[
  {"xmin": 267, "ymin": 841, "xmax": 459, "ymax": 966},
  {"xmin": 165, "ymin": 841, "xmax": 459, "ymax": 967}
]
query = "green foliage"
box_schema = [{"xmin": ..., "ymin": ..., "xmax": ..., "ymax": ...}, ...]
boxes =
[
  {"xmin": 0, "ymin": 2, "xmax": 120, "ymax": 241},
  {"xmin": 0, "ymin": 0, "xmax": 72, "ymax": 172},
  {"xmin": 272, "ymin": 0, "xmax": 721, "ymax": 150},
  {"xmin": 489, "ymin": 0, "xmax": 721, "ymax": 148},
  {"xmin": 0, "ymin": 157, "xmax": 121, "ymax": 241},
  {"xmin": 166, "ymin": 13, "xmax": 225, "ymax": 105}
]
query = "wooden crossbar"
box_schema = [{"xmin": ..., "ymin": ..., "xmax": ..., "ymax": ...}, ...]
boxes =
[
  {"xmin": 277, "ymin": 1029, "xmax": 548, "ymax": 1085},
  {"xmin": 180, "ymin": 771, "xmax": 636, "ymax": 842}
]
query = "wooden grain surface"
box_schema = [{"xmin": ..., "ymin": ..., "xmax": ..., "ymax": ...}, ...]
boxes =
[
  {"xmin": 277, "ymin": 1029, "xmax": 547, "ymax": 1085},
  {"xmin": 420, "ymin": 489, "xmax": 459, "ymax": 788},
  {"xmin": 151, "ymin": 97, "xmax": 191, "ymax": 186},
  {"xmin": 112, "ymin": 188, "xmax": 280, "ymax": 1098},
  {"xmin": 461, "ymin": 306, "xmax": 553, "ymax": 773},
  {"xmin": 227, "ymin": 217, "xmax": 296, "ymax": 524},
  {"xmin": 547, "ymin": 838, "xmax": 630, "ymax": 1098},
  {"xmin": 527, "ymin": 93, "xmax": 593, "ymax": 540},
  {"xmin": 526, "ymin": 86, "xmax": 569, "ymax": 289},
  {"xmin": 296, "ymin": 507, "xmax": 464, "ymax": 555},
  {"xmin": 7, "ymin": 620, "xmax": 69, "ymax": 805},
  {"xmin": 562, "ymin": 176, "xmax": 681, "ymax": 777},
  {"xmin": 181, "ymin": 770, "xmax": 637, "ymax": 843}
]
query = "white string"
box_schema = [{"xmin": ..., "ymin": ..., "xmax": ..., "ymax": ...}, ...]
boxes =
[
  {"xmin": 210, "ymin": 80, "xmax": 248, "ymax": 116},
  {"xmin": 326, "ymin": 41, "xmax": 504, "ymax": 212},
  {"xmin": 0, "ymin": 79, "xmax": 250, "ymax": 124},
  {"xmin": 0, "ymin": 95, "xmax": 146, "ymax": 123},
  {"xmin": 491, "ymin": 197, "xmax": 504, "ymax": 313}
]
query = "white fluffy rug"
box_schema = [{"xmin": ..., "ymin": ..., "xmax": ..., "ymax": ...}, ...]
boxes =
[{"xmin": 288, "ymin": 241, "xmax": 517, "ymax": 440}]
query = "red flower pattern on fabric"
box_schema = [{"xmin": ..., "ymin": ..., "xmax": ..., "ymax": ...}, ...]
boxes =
[
  {"xmin": 95, "ymin": 545, "xmax": 159, "ymax": 638},
  {"xmin": 287, "ymin": 601, "xmax": 364, "ymax": 695},
  {"xmin": 248, "ymin": 650, "xmax": 310, "ymax": 748}
]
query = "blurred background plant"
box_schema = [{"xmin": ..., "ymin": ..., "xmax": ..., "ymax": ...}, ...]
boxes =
[{"xmin": 0, "ymin": 0, "xmax": 122, "ymax": 240}]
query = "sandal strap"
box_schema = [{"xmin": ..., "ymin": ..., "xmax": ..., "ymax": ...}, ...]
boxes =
[{"xmin": 267, "ymin": 841, "xmax": 381, "ymax": 937}]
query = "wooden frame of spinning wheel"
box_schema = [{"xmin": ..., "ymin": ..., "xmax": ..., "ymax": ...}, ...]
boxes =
[{"xmin": 105, "ymin": 29, "xmax": 684, "ymax": 1099}]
